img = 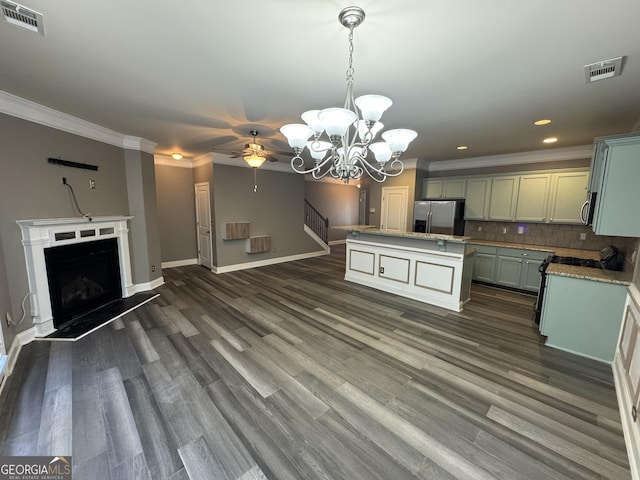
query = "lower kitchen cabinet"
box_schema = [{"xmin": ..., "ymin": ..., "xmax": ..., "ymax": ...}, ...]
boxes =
[
  {"xmin": 540, "ymin": 274, "xmax": 627, "ymax": 362},
  {"xmin": 471, "ymin": 244, "xmax": 549, "ymax": 293}
]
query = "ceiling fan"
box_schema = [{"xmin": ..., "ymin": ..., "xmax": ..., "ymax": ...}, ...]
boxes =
[{"xmin": 230, "ymin": 130, "xmax": 284, "ymax": 164}]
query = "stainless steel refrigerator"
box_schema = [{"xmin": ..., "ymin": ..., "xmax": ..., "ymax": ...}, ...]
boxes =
[{"xmin": 413, "ymin": 199, "xmax": 465, "ymax": 235}]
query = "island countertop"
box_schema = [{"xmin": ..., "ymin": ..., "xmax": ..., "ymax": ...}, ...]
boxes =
[{"xmin": 335, "ymin": 226, "xmax": 471, "ymax": 243}]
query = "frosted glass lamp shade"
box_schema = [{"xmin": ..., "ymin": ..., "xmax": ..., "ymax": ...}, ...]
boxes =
[
  {"xmin": 318, "ymin": 108, "xmax": 357, "ymax": 137},
  {"xmin": 381, "ymin": 129, "xmax": 418, "ymax": 153},
  {"xmin": 244, "ymin": 155, "xmax": 266, "ymax": 168},
  {"xmin": 281, "ymin": 124, "xmax": 314, "ymax": 149},
  {"xmin": 354, "ymin": 120, "xmax": 384, "ymax": 142},
  {"xmin": 354, "ymin": 95, "xmax": 392, "ymax": 122},
  {"xmin": 302, "ymin": 110, "xmax": 324, "ymax": 136},
  {"xmin": 369, "ymin": 142, "xmax": 393, "ymax": 163},
  {"xmin": 307, "ymin": 141, "xmax": 333, "ymax": 161}
]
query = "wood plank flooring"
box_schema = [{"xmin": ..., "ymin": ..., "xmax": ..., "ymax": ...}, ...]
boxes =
[{"xmin": 0, "ymin": 245, "xmax": 631, "ymax": 479}]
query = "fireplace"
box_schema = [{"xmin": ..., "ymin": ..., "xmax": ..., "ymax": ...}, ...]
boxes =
[
  {"xmin": 17, "ymin": 216, "xmax": 135, "ymax": 336},
  {"xmin": 45, "ymin": 238, "xmax": 123, "ymax": 329}
]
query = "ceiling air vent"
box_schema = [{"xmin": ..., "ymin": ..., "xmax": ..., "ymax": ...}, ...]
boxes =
[
  {"xmin": 1, "ymin": 0, "xmax": 44, "ymax": 35},
  {"xmin": 584, "ymin": 56, "xmax": 624, "ymax": 83}
]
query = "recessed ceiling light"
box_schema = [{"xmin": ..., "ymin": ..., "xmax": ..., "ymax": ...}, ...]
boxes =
[
  {"xmin": 456, "ymin": 145, "xmax": 468, "ymax": 150},
  {"xmin": 171, "ymin": 153, "xmax": 183, "ymax": 160},
  {"xmin": 543, "ymin": 137, "xmax": 558, "ymax": 144},
  {"xmin": 534, "ymin": 119, "xmax": 552, "ymax": 126}
]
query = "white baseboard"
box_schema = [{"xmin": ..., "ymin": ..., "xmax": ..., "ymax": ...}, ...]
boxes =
[
  {"xmin": 161, "ymin": 258, "xmax": 198, "ymax": 269},
  {"xmin": 212, "ymin": 249, "xmax": 329, "ymax": 274},
  {"xmin": 613, "ymin": 353, "xmax": 640, "ymax": 480},
  {"xmin": 328, "ymin": 239, "xmax": 347, "ymax": 246},
  {"xmin": 128, "ymin": 276, "xmax": 165, "ymax": 294},
  {"xmin": 4, "ymin": 326, "xmax": 37, "ymax": 378}
]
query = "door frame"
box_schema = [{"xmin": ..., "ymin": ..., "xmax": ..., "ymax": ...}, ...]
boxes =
[{"xmin": 194, "ymin": 182, "xmax": 213, "ymax": 269}]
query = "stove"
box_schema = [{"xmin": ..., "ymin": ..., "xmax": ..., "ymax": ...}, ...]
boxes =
[{"xmin": 542, "ymin": 255, "xmax": 603, "ymax": 269}]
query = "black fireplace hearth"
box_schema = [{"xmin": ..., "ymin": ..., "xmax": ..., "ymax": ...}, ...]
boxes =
[{"xmin": 45, "ymin": 238, "xmax": 122, "ymax": 329}]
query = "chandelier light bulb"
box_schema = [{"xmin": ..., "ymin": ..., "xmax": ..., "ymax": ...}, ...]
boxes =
[
  {"xmin": 307, "ymin": 140, "xmax": 333, "ymax": 161},
  {"xmin": 381, "ymin": 129, "xmax": 418, "ymax": 154},
  {"xmin": 354, "ymin": 120, "xmax": 384, "ymax": 142},
  {"xmin": 318, "ymin": 108, "xmax": 358, "ymax": 138},
  {"xmin": 302, "ymin": 110, "xmax": 325, "ymax": 136},
  {"xmin": 354, "ymin": 95, "xmax": 392, "ymax": 122},
  {"xmin": 369, "ymin": 142, "xmax": 393, "ymax": 164},
  {"xmin": 280, "ymin": 124, "xmax": 314, "ymax": 149}
]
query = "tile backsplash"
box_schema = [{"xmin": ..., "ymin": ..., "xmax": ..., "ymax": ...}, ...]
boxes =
[{"xmin": 465, "ymin": 220, "xmax": 639, "ymax": 269}]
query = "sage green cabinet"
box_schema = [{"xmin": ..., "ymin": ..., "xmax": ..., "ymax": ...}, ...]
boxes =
[
  {"xmin": 498, "ymin": 247, "xmax": 548, "ymax": 292},
  {"xmin": 515, "ymin": 174, "xmax": 551, "ymax": 222},
  {"xmin": 471, "ymin": 245, "xmax": 497, "ymax": 282},
  {"xmin": 547, "ymin": 171, "xmax": 589, "ymax": 224},
  {"xmin": 464, "ymin": 178, "xmax": 492, "ymax": 220},
  {"xmin": 423, "ymin": 178, "xmax": 466, "ymax": 199},
  {"xmin": 589, "ymin": 134, "xmax": 640, "ymax": 237},
  {"xmin": 489, "ymin": 176, "xmax": 520, "ymax": 221},
  {"xmin": 540, "ymin": 274, "xmax": 627, "ymax": 362}
]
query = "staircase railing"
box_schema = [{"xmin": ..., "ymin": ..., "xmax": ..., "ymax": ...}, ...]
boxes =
[{"xmin": 304, "ymin": 199, "xmax": 329, "ymax": 244}]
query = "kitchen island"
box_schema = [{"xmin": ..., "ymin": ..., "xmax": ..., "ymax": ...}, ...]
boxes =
[{"xmin": 342, "ymin": 227, "xmax": 473, "ymax": 311}]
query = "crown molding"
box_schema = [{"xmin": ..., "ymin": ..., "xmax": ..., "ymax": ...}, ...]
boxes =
[
  {"xmin": 123, "ymin": 136, "xmax": 156, "ymax": 154},
  {"xmin": 427, "ymin": 145, "xmax": 593, "ymax": 172},
  {"xmin": 192, "ymin": 153, "xmax": 213, "ymax": 168},
  {"xmin": 0, "ymin": 90, "xmax": 155, "ymax": 152}
]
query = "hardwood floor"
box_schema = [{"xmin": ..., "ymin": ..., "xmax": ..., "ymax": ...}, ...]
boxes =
[{"xmin": 0, "ymin": 245, "xmax": 631, "ymax": 479}]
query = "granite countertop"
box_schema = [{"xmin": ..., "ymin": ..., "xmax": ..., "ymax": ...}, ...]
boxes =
[
  {"xmin": 339, "ymin": 226, "xmax": 471, "ymax": 243},
  {"xmin": 467, "ymin": 239, "xmax": 601, "ymax": 259},
  {"xmin": 545, "ymin": 263, "xmax": 633, "ymax": 285}
]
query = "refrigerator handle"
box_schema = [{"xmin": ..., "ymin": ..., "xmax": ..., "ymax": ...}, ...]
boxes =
[{"xmin": 427, "ymin": 211, "xmax": 433, "ymax": 233}]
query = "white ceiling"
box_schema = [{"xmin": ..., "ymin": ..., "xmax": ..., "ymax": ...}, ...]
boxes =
[{"xmin": 1, "ymin": 0, "xmax": 639, "ymax": 165}]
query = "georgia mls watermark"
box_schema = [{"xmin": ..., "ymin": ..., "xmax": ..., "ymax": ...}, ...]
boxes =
[{"xmin": 0, "ymin": 456, "xmax": 71, "ymax": 480}]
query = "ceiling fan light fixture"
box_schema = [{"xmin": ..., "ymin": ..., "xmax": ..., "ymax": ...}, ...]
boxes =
[
  {"xmin": 244, "ymin": 154, "xmax": 266, "ymax": 168},
  {"xmin": 280, "ymin": 6, "xmax": 417, "ymax": 184}
]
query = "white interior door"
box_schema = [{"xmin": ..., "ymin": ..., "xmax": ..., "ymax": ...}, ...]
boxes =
[
  {"xmin": 195, "ymin": 182, "xmax": 213, "ymax": 269},
  {"xmin": 381, "ymin": 186, "xmax": 408, "ymax": 231}
]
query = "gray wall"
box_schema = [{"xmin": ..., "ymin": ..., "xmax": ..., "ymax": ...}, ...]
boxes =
[
  {"xmin": 155, "ymin": 164, "xmax": 198, "ymax": 263},
  {"xmin": 212, "ymin": 164, "xmax": 323, "ymax": 267},
  {"xmin": 0, "ymin": 113, "xmax": 131, "ymax": 346},
  {"xmin": 368, "ymin": 168, "xmax": 419, "ymax": 230},
  {"xmin": 125, "ymin": 150, "xmax": 162, "ymax": 283},
  {"xmin": 304, "ymin": 181, "xmax": 360, "ymax": 242}
]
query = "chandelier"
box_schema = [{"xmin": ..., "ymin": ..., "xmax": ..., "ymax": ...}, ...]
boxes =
[{"xmin": 280, "ymin": 6, "xmax": 417, "ymax": 184}]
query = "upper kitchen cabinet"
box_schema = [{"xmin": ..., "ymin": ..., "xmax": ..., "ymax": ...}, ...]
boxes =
[
  {"xmin": 488, "ymin": 176, "xmax": 519, "ymax": 221},
  {"xmin": 515, "ymin": 174, "xmax": 551, "ymax": 222},
  {"xmin": 423, "ymin": 178, "xmax": 466, "ymax": 199},
  {"xmin": 588, "ymin": 133, "xmax": 640, "ymax": 237},
  {"xmin": 547, "ymin": 171, "xmax": 589, "ymax": 224},
  {"xmin": 464, "ymin": 177, "xmax": 492, "ymax": 220}
]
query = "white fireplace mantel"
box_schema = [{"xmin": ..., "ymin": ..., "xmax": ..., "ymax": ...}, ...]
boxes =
[{"xmin": 17, "ymin": 216, "xmax": 135, "ymax": 337}]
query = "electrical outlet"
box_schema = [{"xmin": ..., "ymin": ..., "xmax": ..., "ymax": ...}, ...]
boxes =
[
  {"xmin": 5, "ymin": 312, "xmax": 11, "ymax": 327},
  {"xmin": 89, "ymin": 179, "xmax": 96, "ymax": 189},
  {"xmin": 151, "ymin": 265, "xmax": 156, "ymax": 272},
  {"xmin": 62, "ymin": 177, "xmax": 67, "ymax": 185},
  {"xmin": 477, "ymin": 226, "xmax": 482, "ymax": 232},
  {"xmin": 579, "ymin": 233, "xmax": 586, "ymax": 240},
  {"xmin": 501, "ymin": 227, "xmax": 508, "ymax": 234}
]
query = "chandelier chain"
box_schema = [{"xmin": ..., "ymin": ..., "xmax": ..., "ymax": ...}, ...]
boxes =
[{"xmin": 346, "ymin": 26, "xmax": 355, "ymax": 81}]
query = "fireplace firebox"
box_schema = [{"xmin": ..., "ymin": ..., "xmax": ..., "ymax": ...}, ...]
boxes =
[{"xmin": 45, "ymin": 238, "xmax": 122, "ymax": 329}]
